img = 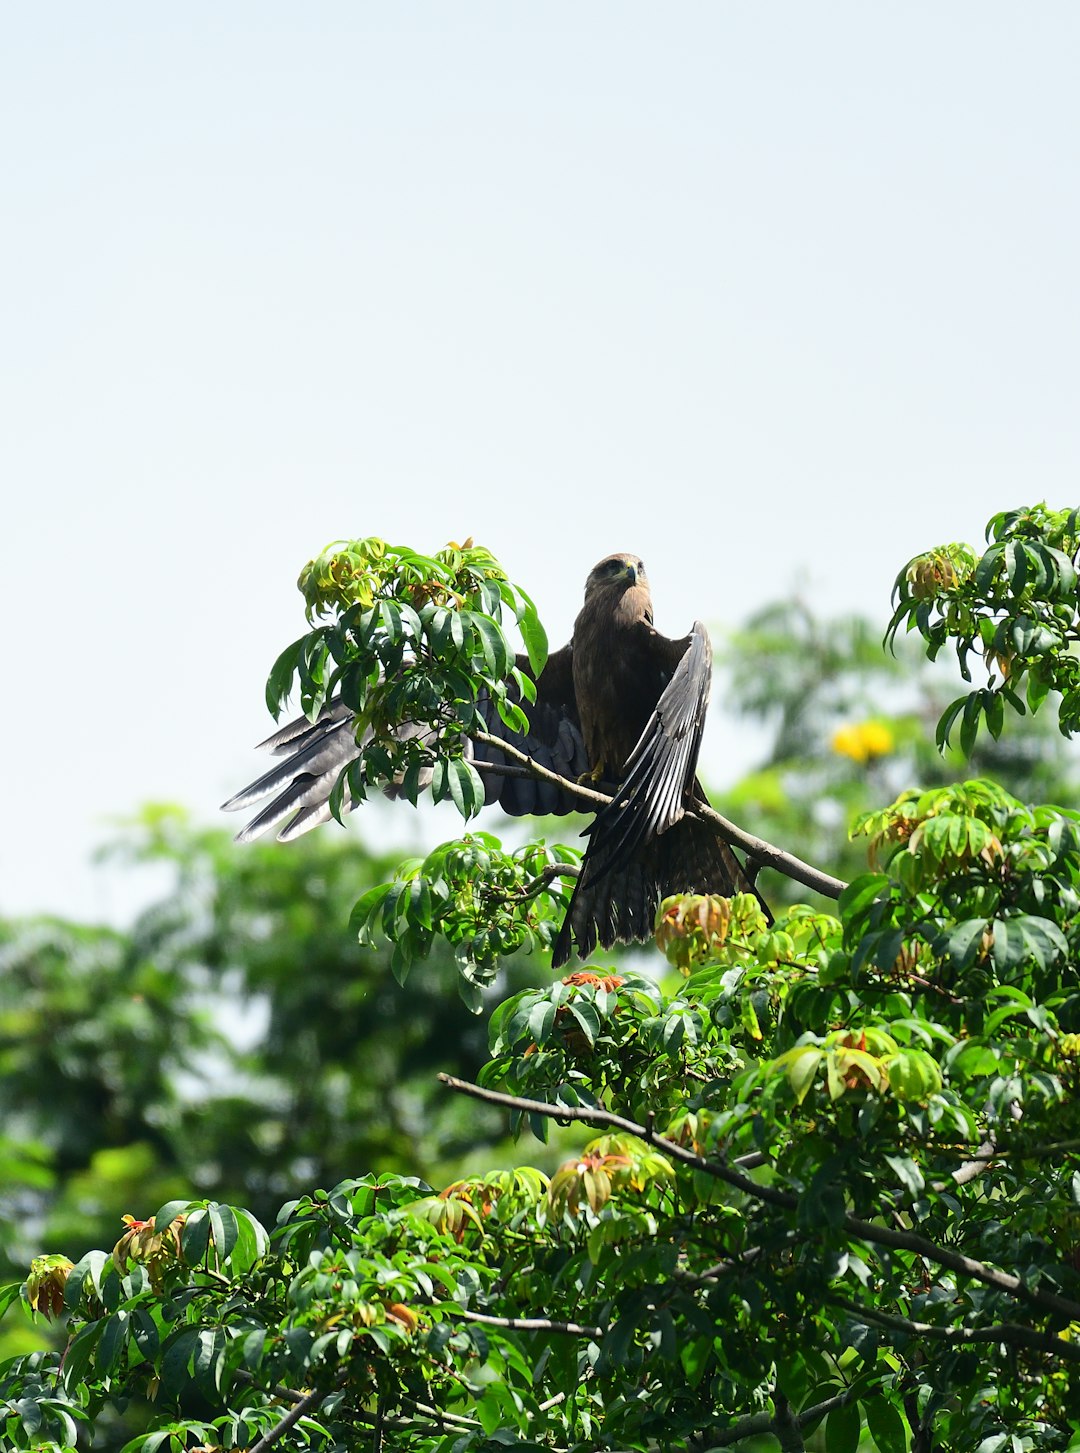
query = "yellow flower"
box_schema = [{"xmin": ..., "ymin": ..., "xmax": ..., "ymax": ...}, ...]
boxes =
[{"xmin": 832, "ymin": 720, "xmax": 894, "ymax": 764}]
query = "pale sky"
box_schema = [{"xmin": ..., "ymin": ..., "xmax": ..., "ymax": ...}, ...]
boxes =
[{"xmin": 4, "ymin": 4, "xmax": 1080, "ymax": 921}]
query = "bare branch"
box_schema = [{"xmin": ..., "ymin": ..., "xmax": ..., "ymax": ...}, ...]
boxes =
[
  {"xmin": 934, "ymin": 1135, "xmax": 997, "ymax": 1192},
  {"xmin": 691, "ymin": 1385, "xmax": 860, "ymax": 1450},
  {"xmin": 829, "ymin": 1295, "xmax": 1080, "ymax": 1365},
  {"xmin": 451, "ymin": 1307, "xmax": 604, "ymax": 1339},
  {"xmin": 472, "ymin": 732, "xmax": 610, "ymax": 808},
  {"xmin": 472, "ymin": 731, "xmax": 845, "ymax": 899},
  {"xmin": 248, "ymin": 1385, "xmax": 329, "ymax": 1453},
  {"xmin": 438, "ymin": 1074, "xmax": 1080, "ymax": 1325},
  {"xmin": 690, "ymin": 801, "xmax": 846, "ymax": 899}
]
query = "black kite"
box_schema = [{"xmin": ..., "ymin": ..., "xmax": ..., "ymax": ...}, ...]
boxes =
[{"xmin": 223, "ymin": 552, "xmax": 763, "ymax": 966}]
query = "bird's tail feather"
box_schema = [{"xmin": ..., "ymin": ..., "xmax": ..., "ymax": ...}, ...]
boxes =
[{"xmin": 551, "ymin": 816, "xmax": 767, "ymax": 968}]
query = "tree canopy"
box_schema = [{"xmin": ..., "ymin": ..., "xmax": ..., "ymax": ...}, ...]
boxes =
[{"xmin": 5, "ymin": 506, "xmax": 1080, "ymax": 1453}]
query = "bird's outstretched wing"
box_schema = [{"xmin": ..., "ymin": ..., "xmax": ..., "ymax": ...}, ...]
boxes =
[
  {"xmin": 551, "ymin": 621, "xmax": 764, "ymax": 967},
  {"xmin": 221, "ymin": 646, "xmax": 588, "ymax": 843},
  {"xmin": 583, "ymin": 620, "xmax": 712, "ymax": 879}
]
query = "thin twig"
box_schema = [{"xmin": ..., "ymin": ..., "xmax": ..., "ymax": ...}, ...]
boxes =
[
  {"xmin": 401, "ymin": 1396, "xmax": 481, "ymax": 1430},
  {"xmin": 438, "ymin": 1074, "xmax": 1080, "ymax": 1325},
  {"xmin": 678, "ymin": 1246, "xmax": 764, "ymax": 1286}
]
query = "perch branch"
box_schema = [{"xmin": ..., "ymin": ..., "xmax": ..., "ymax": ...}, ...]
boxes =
[{"xmin": 471, "ymin": 731, "xmax": 845, "ymax": 900}]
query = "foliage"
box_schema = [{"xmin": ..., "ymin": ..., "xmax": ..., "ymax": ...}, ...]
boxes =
[
  {"xmin": 269, "ymin": 538, "xmax": 548, "ymax": 821},
  {"xmin": 6, "ymin": 511, "xmax": 1080, "ymax": 1451},
  {"xmin": 719, "ymin": 576, "xmax": 1080, "ymax": 899},
  {"xmin": 888, "ymin": 502, "xmax": 1080, "ymax": 747},
  {"xmin": 350, "ymin": 833, "xmax": 580, "ymax": 1006},
  {"xmin": 0, "ymin": 812, "xmax": 547, "ymax": 1371}
]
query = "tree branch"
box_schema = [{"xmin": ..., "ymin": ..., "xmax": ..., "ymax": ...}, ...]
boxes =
[
  {"xmin": 248, "ymin": 1385, "xmax": 329, "ymax": 1453},
  {"xmin": 772, "ymin": 1389, "xmax": 806, "ymax": 1453},
  {"xmin": 696, "ymin": 1386, "xmax": 862, "ymax": 1450},
  {"xmin": 472, "ymin": 733, "xmax": 610, "ymax": 809},
  {"xmin": 438, "ymin": 1074, "xmax": 1080, "ymax": 1325},
  {"xmin": 690, "ymin": 801, "xmax": 846, "ymax": 899},
  {"xmin": 472, "ymin": 731, "xmax": 845, "ymax": 900},
  {"xmin": 450, "ymin": 1308, "xmax": 604, "ymax": 1339},
  {"xmin": 829, "ymin": 1295, "xmax": 1080, "ymax": 1365}
]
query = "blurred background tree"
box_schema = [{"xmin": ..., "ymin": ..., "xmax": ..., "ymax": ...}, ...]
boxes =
[
  {"xmin": 718, "ymin": 595, "xmax": 1080, "ymax": 903},
  {"xmin": 0, "ymin": 808, "xmax": 547, "ymax": 1366}
]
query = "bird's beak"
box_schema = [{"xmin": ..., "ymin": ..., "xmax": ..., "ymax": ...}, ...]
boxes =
[{"xmin": 623, "ymin": 562, "xmax": 637, "ymax": 584}]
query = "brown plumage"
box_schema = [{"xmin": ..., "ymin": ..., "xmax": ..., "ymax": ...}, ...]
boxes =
[
  {"xmin": 548, "ymin": 553, "xmax": 762, "ymax": 966},
  {"xmin": 223, "ymin": 551, "xmax": 764, "ymax": 966}
]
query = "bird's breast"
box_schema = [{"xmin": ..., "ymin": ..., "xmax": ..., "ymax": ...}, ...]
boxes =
[{"xmin": 572, "ymin": 616, "xmax": 665, "ymax": 778}]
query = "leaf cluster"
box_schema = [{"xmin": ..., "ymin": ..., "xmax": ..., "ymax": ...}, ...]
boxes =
[
  {"xmin": 267, "ymin": 538, "xmax": 548, "ymax": 819},
  {"xmin": 888, "ymin": 504, "xmax": 1080, "ymax": 751},
  {"xmin": 349, "ymin": 832, "xmax": 581, "ymax": 1007}
]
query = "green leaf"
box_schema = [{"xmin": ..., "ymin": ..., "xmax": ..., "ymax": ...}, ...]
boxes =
[
  {"xmin": 472, "ymin": 613, "xmax": 512, "ymax": 677},
  {"xmin": 208, "ymin": 1203, "xmax": 239, "ymax": 1264},
  {"xmin": 160, "ymin": 1327, "xmax": 198, "ymax": 1392},
  {"xmin": 350, "ymin": 882, "xmax": 392, "ymax": 941},
  {"xmin": 983, "ymin": 689, "xmax": 1004, "ymax": 740},
  {"xmin": 568, "ymin": 999, "xmax": 601, "ymax": 1047},
  {"xmin": 935, "ymin": 695, "xmax": 968, "ymax": 751},
  {"xmin": 151, "ymin": 1198, "xmax": 192, "ymax": 1233},
  {"xmin": 447, "ymin": 758, "xmax": 484, "ymax": 820},
  {"xmin": 942, "ymin": 918, "xmax": 988, "ymax": 969},
  {"xmin": 390, "ymin": 936, "xmax": 413, "ymax": 986},
  {"xmin": 528, "ymin": 998, "xmax": 558, "ymax": 1046},
  {"xmin": 1004, "ymin": 540, "xmax": 1029, "ymax": 594},
  {"xmin": 265, "ymin": 637, "xmax": 304, "ymax": 717},
  {"xmin": 61, "ymin": 1320, "xmax": 103, "ymax": 1394},
  {"xmin": 884, "ymin": 1154, "xmax": 925, "ymax": 1198},
  {"xmin": 781, "ymin": 1046, "xmax": 823, "ymax": 1104},
  {"xmin": 181, "ymin": 1209, "xmax": 211, "ymax": 1264},
  {"xmin": 96, "ymin": 1309, "xmax": 129, "ymax": 1376},
  {"xmin": 838, "ymin": 874, "xmax": 890, "ymax": 919},
  {"xmin": 825, "ymin": 1398, "xmax": 862, "ymax": 1453},
  {"xmin": 959, "ymin": 692, "xmax": 983, "ymax": 757},
  {"xmin": 0, "ymin": 1281, "xmax": 24, "ymax": 1321},
  {"xmin": 866, "ymin": 1396, "xmax": 908, "ymax": 1453},
  {"xmin": 407, "ymin": 876, "xmax": 434, "ymax": 930},
  {"xmin": 598, "ymin": 1312, "xmax": 636, "ymax": 1376},
  {"xmin": 515, "ymin": 587, "xmax": 549, "ymax": 677}
]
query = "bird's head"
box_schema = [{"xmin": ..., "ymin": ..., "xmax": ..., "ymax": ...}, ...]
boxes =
[{"xmin": 584, "ymin": 553, "xmax": 648, "ymax": 601}]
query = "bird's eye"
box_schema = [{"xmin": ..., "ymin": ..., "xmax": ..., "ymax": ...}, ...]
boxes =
[{"xmin": 638, "ymin": 560, "xmax": 646, "ymax": 574}]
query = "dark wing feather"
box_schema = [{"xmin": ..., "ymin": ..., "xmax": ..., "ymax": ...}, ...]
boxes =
[
  {"xmin": 550, "ymin": 620, "xmax": 768, "ymax": 967},
  {"xmin": 221, "ymin": 646, "xmax": 586, "ymax": 842},
  {"xmin": 583, "ymin": 620, "xmax": 711, "ymax": 879},
  {"xmin": 551, "ymin": 811, "xmax": 758, "ymax": 968},
  {"xmin": 469, "ymin": 645, "xmax": 587, "ymax": 816},
  {"xmin": 220, "ymin": 700, "xmax": 361, "ymax": 844}
]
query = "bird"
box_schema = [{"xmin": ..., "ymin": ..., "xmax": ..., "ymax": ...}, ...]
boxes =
[{"xmin": 222, "ymin": 552, "xmax": 763, "ymax": 966}]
